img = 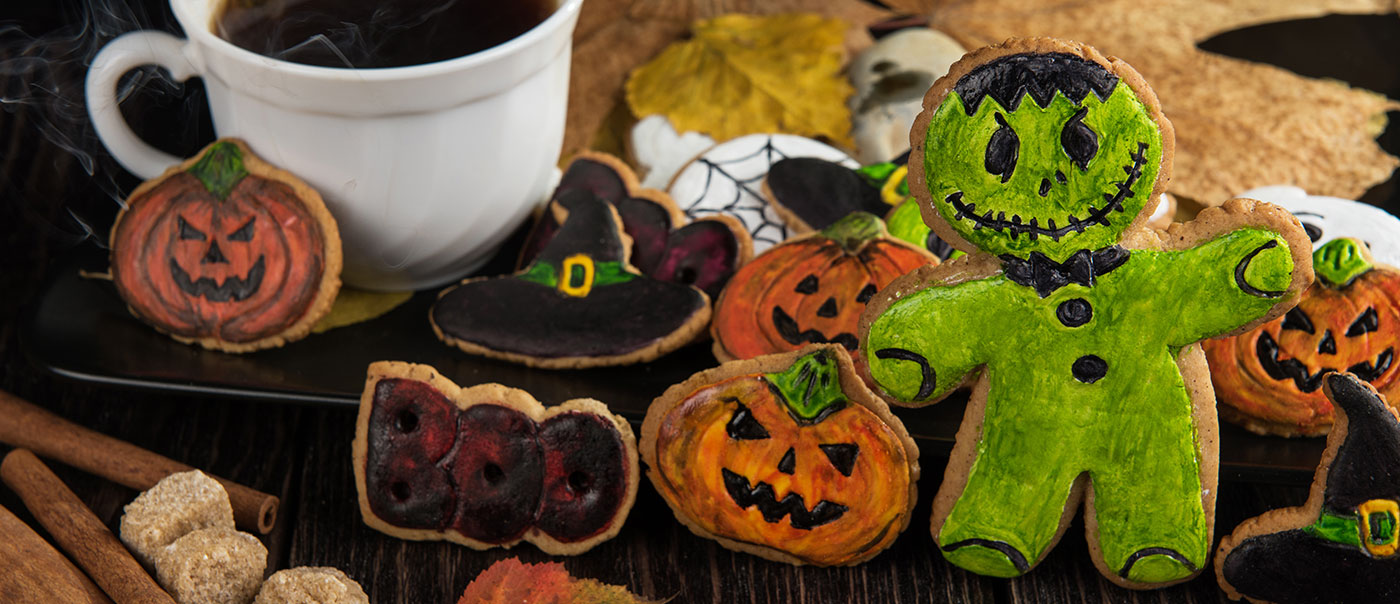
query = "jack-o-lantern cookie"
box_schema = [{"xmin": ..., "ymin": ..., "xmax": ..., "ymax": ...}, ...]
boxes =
[
  {"xmin": 858, "ymin": 38, "xmax": 1312, "ymax": 588},
  {"xmin": 640, "ymin": 345, "xmax": 919, "ymax": 566},
  {"xmin": 109, "ymin": 139, "xmax": 342, "ymax": 352},
  {"xmin": 431, "ymin": 186, "xmax": 710, "ymax": 368},
  {"xmin": 1206, "ymin": 238, "xmax": 1400, "ymax": 437},
  {"xmin": 353, "ymin": 362, "xmax": 639, "ymax": 555},
  {"xmin": 518, "ymin": 151, "xmax": 751, "ymax": 300},
  {"xmin": 1216, "ymin": 372, "xmax": 1400, "ymax": 603},
  {"xmin": 711, "ymin": 212, "xmax": 934, "ymax": 362}
]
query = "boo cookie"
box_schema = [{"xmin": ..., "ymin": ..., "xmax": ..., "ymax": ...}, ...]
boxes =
[
  {"xmin": 353, "ymin": 362, "xmax": 639, "ymax": 555},
  {"xmin": 858, "ymin": 38, "xmax": 1313, "ymax": 588}
]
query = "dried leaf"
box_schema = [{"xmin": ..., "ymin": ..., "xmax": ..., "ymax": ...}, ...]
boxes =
[
  {"xmin": 310, "ymin": 288, "xmax": 411, "ymax": 334},
  {"xmin": 916, "ymin": 0, "xmax": 1399, "ymax": 205},
  {"xmin": 457, "ymin": 558, "xmax": 658, "ymax": 604},
  {"xmin": 626, "ymin": 14, "xmax": 854, "ymax": 145},
  {"xmin": 567, "ymin": 1, "xmax": 890, "ymax": 157}
]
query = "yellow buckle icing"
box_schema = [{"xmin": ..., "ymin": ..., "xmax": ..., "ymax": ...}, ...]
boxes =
[
  {"xmin": 558, "ymin": 254, "xmax": 595, "ymax": 297},
  {"xmin": 880, "ymin": 165, "xmax": 909, "ymax": 206},
  {"xmin": 1358, "ymin": 499, "xmax": 1399, "ymax": 557}
]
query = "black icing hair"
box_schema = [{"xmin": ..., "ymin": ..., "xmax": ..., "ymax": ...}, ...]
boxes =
[{"xmin": 953, "ymin": 53, "xmax": 1119, "ymax": 115}]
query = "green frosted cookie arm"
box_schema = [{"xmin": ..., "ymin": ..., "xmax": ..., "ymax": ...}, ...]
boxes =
[
  {"xmin": 1160, "ymin": 228, "xmax": 1296, "ymax": 347},
  {"xmin": 863, "ymin": 277, "xmax": 1003, "ymax": 404}
]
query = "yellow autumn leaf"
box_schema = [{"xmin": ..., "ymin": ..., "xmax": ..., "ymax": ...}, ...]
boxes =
[
  {"xmin": 311, "ymin": 287, "xmax": 412, "ymax": 334},
  {"xmin": 626, "ymin": 13, "xmax": 854, "ymax": 146}
]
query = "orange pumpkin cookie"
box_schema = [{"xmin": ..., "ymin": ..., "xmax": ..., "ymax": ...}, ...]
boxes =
[
  {"xmin": 640, "ymin": 345, "xmax": 919, "ymax": 566},
  {"xmin": 1206, "ymin": 237, "xmax": 1400, "ymax": 437},
  {"xmin": 710, "ymin": 212, "xmax": 934, "ymax": 362},
  {"xmin": 110, "ymin": 138, "xmax": 341, "ymax": 352}
]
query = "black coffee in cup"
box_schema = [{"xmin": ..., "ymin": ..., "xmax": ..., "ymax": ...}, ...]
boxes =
[{"xmin": 214, "ymin": 0, "xmax": 555, "ymax": 69}]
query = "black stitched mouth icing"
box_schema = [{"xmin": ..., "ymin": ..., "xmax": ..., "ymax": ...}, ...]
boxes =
[
  {"xmin": 721, "ymin": 468, "xmax": 847, "ymax": 529},
  {"xmin": 772, "ymin": 307, "xmax": 859, "ymax": 350},
  {"xmin": 945, "ymin": 142, "xmax": 1148, "ymax": 241},
  {"xmin": 1255, "ymin": 331, "xmax": 1394, "ymax": 392},
  {"xmin": 170, "ymin": 255, "xmax": 266, "ymax": 302}
]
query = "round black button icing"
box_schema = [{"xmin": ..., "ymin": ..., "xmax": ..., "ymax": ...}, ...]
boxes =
[
  {"xmin": 1073, "ymin": 355, "xmax": 1107, "ymax": 384},
  {"xmin": 1057, "ymin": 298, "xmax": 1092, "ymax": 327}
]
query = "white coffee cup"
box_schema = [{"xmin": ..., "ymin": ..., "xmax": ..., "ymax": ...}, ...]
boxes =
[{"xmin": 87, "ymin": 0, "xmax": 581, "ymax": 290}]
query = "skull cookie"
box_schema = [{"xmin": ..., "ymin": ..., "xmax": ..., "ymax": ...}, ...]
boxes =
[{"xmin": 859, "ymin": 38, "xmax": 1313, "ymax": 588}]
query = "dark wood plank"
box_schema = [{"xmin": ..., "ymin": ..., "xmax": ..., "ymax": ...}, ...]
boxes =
[{"xmin": 288, "ymin": 406, "xmax": 1005, "ymax": 603}]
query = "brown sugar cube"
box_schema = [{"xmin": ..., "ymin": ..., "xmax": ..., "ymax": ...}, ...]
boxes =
[
  {"xmin": 253, "ymin": 567, "xmax": 369, "ymax": 604},
  {"xmin": 121, "ymin": 470, "xmax": 235, "ymax": 567},
  {"xmin": 154, "ymin": 527, "xmax": 267, "ymax": 604}
]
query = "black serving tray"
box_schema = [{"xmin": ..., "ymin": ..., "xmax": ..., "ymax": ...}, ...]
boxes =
[{"xmin": 23, "ymin": 246, "xmax": 1326, "ymax": 484}]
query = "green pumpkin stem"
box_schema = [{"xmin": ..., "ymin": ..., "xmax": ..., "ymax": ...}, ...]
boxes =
[
  {"xmin": 187, "ymin": 141, "xmax": 249, "ymax": 201},
  {"xmin": 819, "ymin": 212, "xmax": 886, "ymax": 254},
  {"xmin": 764, "ymin": 349, "xmax": 848, "ymax": 424},
  {"xmin": 1314, "ymin": 238, "xmax": 1372, "ymax": 288}
]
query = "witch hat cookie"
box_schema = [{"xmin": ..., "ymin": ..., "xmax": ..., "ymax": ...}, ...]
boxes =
[
  {"xmin": 431, "ymin": 188, "xmax": 710, "ymax": 368},
  {"xmin": 517, "ymin": 152, "xmax": 750, "ymax": 300},
  {"xmin": 1216, "ymin": 372, "xmax": 1400, "ymax": 603}
]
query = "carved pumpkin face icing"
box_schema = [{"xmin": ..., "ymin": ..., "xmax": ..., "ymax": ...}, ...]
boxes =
[
  {"xmin": 711, "ymin": 212, "xmax": 934, "ymax": 362},
  {"xmin": 641, "ymin": 347, "xmax": 919, "ymax": 566},
  {"xmin": 1206, "ymin": 238, "xmax": 1400, "ymax": 436},
  {"xmin": 110, "ymin": 139, "xmax": 341, "ymax": 352}
]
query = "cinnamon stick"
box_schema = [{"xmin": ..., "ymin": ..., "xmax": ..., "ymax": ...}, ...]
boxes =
[
  {"xmin": 0, "ymin": 502, "xmax": 113, "ymax": 604},
  {"xmin": 0, "ymin": 449, "xmax": 177, "ymax": 604},
  {"xmin": 0, "ymin": 388, "xmax": 278, "ymax": 533}
]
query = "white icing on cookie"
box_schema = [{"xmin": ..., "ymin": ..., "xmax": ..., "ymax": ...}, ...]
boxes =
[
  {"xmin": 630, "ymin": 115, "xmax": 716, "ymax": 190},
  {"xmin": 1239, "ymin": 185, "xmax": 1400, "ymax": 266},
  {"xmin": 1147, "ymin": 192, "xmax": 1176, "ymax": 229},
  {"xmin": 848, "ymin": 29, "xmax": 965, "ymax": 165},
  {"xmin": 667, "ymin": 134, "xmax": 855, "ymax": 252}
]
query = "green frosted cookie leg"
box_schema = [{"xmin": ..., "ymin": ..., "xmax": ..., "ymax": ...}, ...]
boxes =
[
  {"xmin": 1084, "ymin": 382, "xmax": 1209, "ymax": 585},
  {"xmin": 935, "ymin": 422, "xmax": 1082, "ymax": 578}
]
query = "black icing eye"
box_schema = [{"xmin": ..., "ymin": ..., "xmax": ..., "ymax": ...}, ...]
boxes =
[
  {"xmin": 1301, "ymin": 222, "xmax": 1322, "ymax": 243},
  {"xmin": 1348, "ymin": 307, "xmax": 1380, "ymax": 337},
  {"xmin": 1060, "ymin": 108, "xmax": 1098, "ymax": 171},
  {"xmin": 1281, "ymin": 307, "xmax": 1315, "ymax": 334},
  {"xmin": 984, "ymin": 113, "xmax": 1018, "ymax": 183},
  {"xmin": 794, "ymin": 275, "xmax": 819, "ymax": 295},
  {"xmin": 726, "ymin": 403, "xmax": 770, "ymax": 440},
  {"xmin": 178, "ymin": 216, "xmax": 207, "ymax": 241},
  {"xmin": 227, "ymin": 217, "xmax": 255, "ymax": 242},
  {"xmin": 856, "ymin": 284, "xmax": 878, "ymax": 304},
  {"xmin": 818, "ymin": 443, "xmax": 859, "ymax": 477}
]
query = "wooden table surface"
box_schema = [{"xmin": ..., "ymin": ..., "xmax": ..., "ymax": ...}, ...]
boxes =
[{"xmin": 2, "ymin": 4, "xmax": 1397, "ymax": 603}]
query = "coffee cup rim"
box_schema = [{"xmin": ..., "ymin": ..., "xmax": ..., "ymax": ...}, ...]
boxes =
[{"xmin": 176, "ymin": 0, "xmax": 583, "ymax": 80}]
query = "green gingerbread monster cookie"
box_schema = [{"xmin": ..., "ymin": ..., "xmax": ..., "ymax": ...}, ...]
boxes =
[{"xmin": 858, "ymin": 38, "xmax": 1315, "ymax": 589}]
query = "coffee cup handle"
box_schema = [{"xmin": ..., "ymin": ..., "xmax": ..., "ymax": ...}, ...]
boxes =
[{"xmin": 86, "ymin": 31, "xmax": 199, "ymax": 180}]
